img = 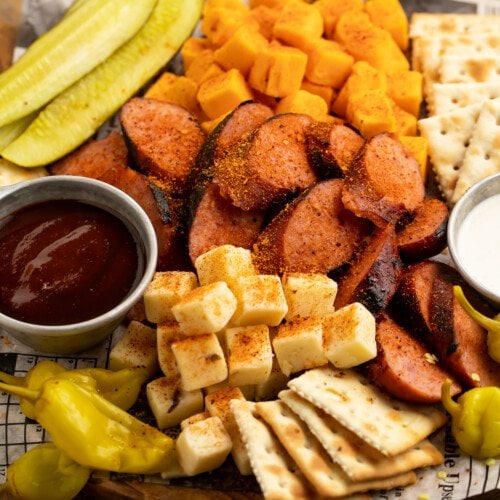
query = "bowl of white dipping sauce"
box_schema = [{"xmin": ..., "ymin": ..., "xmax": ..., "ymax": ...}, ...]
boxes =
[{"xmin": 448, "ymin": 173, "xmax": 500, "ymax": 308}]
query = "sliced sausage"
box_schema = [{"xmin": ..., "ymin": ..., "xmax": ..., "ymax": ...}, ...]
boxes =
[
  {"xmin": 390, "ymin": 260, "xmax": 445, "ymax": 339},
  {"xmin": 214, "ymin": 113, "xmax": 317, "ymax": 211},
  {"xmin": 334, "ymin": 224, "xmax": 403, "ymax": 315},
  {"xmin": 397, "ymin": 198, "xmax": 449, "ymax": 262},
  {"xmin": 196, "ymin": 100, "xmax": 274, "ymax": 175},
  {"xmin": 188, "ymin": 183, "xmax": 265, "ymax": 264},
  {"xmin": 50, "ymin": 132, "xmax": 190, "ymax": 271},
  {"xmin": 429, "ymin": 270, "xmax": 500, "ymax": 388},
  {"xmin": 342, "ymin": 133, "xmax": 425, "ymax": 227},
  {"xmin": 305, "ymin": 121, "xmax": 364, "ymax": 178},
  {"xmin": 50, "ymin": 131, "xmax": 128, "ymax": 178},
  {"xmin": 252, "ymin": 179, "xmax": 370, "ymax": 274},
  {"xmin": 366, "ymin": 313, "xmax": 461, "ymax": 404},
  {"xmin": 120, "ymin": 97, "xmax": 205, "ymax": 195}
]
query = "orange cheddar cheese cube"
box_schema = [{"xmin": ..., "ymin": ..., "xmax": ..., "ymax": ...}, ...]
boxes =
[
  {"xmin": 275, "ymin": 89, "xmax": 329, "ymax": 121},
  {"xmin": 273, "ymin": 0, "xmax": 324, "ymax": 50},
  {"xmin": 332, "ymin": 61, "xmax": 387, "ymax": 117},
  {"xmin": 181, "ymin": 37, "xmax": 213, "ymax": 71},
  {"xmin": 249, "ymin": 5, "xmax": 280, "ymax": 40},
  {"xmin": 387, "ymin": 70, "xmax": 423, "ymax": 117},
  {"xmin": 346, "ymin": 88, "xmax": 397, "ymax": 139},
  {"xmin": 364, "ymin": 0, "xmax": 409, "ymax": 51},
  {"xmin": 334, "ymin": 10, "xmax": 409, "ymax": 74},
  {"xmin": 197, "ymin": 69, "xmax": 254, "ymax": 120},
  {"xmin": 399, "ymin": 136, "xmax": 428, "ymax": 180},
  {"xmin": 300, "ymin": 80, "xmax": 334, "ymax": 108},
  {"xmin": 392, "ymin": 102, "xmax": 417, "ymax": 136},
  {"xmin": 249, "ymin": 42, "xmax": 307, "ymax": 98},
  {"xmin": 145, "ymin": 73, "xmax": 199, "ymax": 114},
  {"xmin": 185, "ymin": 51, "xmax": 224, "ymax": 86},
  {"xmin": 304, "ymin": 38, "xmax": 354, "ymax": 89},
  {"xmin": 214, "ymin": 25, "xmax": 269, "ymax": 76},
  {"xmin": 313, "ymin": 0, "xmax": 364, "ymax": 39}
]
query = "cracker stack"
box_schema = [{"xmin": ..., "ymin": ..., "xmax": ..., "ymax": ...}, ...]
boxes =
[
  {"xmin": 231, "ymin": 366, "xmax": 447, "ymax": 499},
  {"xmin": 410, "ymin": 13, "xmax": 500, "ymax": 204}
]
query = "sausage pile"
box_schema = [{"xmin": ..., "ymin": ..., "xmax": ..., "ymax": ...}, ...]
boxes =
[{"xmin": 50, "ymin": 98, "xmax": 500, "ymax": 403}]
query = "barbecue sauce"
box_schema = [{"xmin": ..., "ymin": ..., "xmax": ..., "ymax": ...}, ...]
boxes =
[{"xmin": 0, "ymin": 200, "xmax": 141, "ymax": 325}]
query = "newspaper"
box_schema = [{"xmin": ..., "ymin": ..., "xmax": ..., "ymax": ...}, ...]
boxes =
[{"xmin": 0, "ymin": 1, "xmax": 499, "ymax": 498}]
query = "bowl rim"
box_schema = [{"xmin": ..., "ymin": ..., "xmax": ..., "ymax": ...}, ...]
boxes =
[
  {"xmin": 0, "ymin": 175, "xmax": 158, "ymax": 336},
  {"xmin": 448, "ymin": 172, "xmax": 500, "ymax": 306}
]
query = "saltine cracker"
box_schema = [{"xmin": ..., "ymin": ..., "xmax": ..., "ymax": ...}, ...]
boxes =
[
  {"xmin": 287, "ymin": 367, "xmax": 447, "ymax": 457},
  {"xmin": 279, "ymin": 389, "xmax": 444, "ymax": 482}
]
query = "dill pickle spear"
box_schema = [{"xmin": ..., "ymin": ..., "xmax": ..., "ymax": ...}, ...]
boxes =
[
  {"xmin": 2, "ymin": 0, "xmax": 203, "ymax": 167},
  {"xmin": 0, "ymin": 0, "xmax": 158, "ymax": 127},
  {"xmin": 0, "ymin": 113, "xmax": 36, "ymax": 151}
]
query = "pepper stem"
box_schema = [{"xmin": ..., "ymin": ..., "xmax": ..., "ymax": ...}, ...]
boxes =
[
  {"xmin": 441, "ymin": 378, "xmax": 460, "ymax": 417},
  {"xmin": 0, "ymin": 381, "xmax": 38, "ymax": 401},
  {"xmin": 0, "ymin": 371, "xmax": 24, "ymax": 386},
  {"xmin": 454, "ymin": 286, "xmax": 500, "ymax": 333}
]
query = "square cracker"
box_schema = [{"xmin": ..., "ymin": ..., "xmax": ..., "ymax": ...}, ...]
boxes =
[
  {"xmin": 438, "ymin": 55, "xmax": 500, "ymax": 84},
  {"xmin": 229, "ymin": 399, "xmax": 313, "ymax": 500},
  {"xmin": 430, "ymin": 82, "xmax": 500, "ymax": 116},
  {"xmin": 452, "ymin": 98, "xmax": 500, "ymax": 203},
  {"xmin": 255, "ymin": 400, "xmax": 418, "ymax": 498},
  {"xmin": 410, "ymin": 13, "xmax": 500, "ymax": 39},
  {"xmin": 287, "ymin": 367, "xmax": 447, "ymax": 457},
  {"xmin": 418, "ymin": 102, "xmax": 482, "ymax": 201},
  {"xmin": 279, "ymin": 390, "xmax": 443, "ymax": 482}
]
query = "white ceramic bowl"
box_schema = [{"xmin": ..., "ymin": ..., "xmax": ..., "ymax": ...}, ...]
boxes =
[
  {"xmin": 448, "ymin": 173, "xmax": 500, "ymax": 309},
  {"xmin": 0, "ymin": 176, "xmax": 157, "ymax": 354}
]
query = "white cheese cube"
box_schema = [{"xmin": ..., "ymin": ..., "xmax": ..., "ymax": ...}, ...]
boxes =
[
  {"xmin": 109, "ymin": 321, "xmax": 158, "ymax": 378},
  {"xmin": 273, "ymin": 317, "xmax": 328, "ymax": 376},
  {"xmin": 172, "ymin": 281, "xmax": 237, "ymax": 335},
  {"xmin": 180, "ymin": 411, "xmax": 210, "ymax": 431},
  {"xmin": 146, "ymin": 376, "xmax": 204, "ymax": 429},
  {"xmin": 254, "ymin": 357, "xmax": 289, "ymax": 401},
  {"xmin": 226, "ymin": 325, "xmax": 273, "ymax": 386},
  {"xmin": 171, "ymin": 333, "xmax": 228, "ymax": 391},
  {"xmin": 281, "ymin": 272, "xmax": 337, "ymax": 320},
  {"xmin": 322, "ymin": 302, "xmax": 377, "ymax": 368},
  {"xmin": 176, "ymin": 416, "xmax": 233, "ymax": 476},
  {"xmin": 157, "ymin": 322, "xmax": 183, "ymax": 378},
  {"xmin": 204, "ymin": 380, "xmax": 256, "ymax": 401},
  {"xmin": 143, "ymin": 271, "xmax": 198, "ymax": 323},
  {"xmin": 204, "ymin": 387, "xmax": 252, "ymax": 475},
  {"xmin": 195, "ymin": 244, "xmax": 256, "ymax": 289},
  {"xmin": 231, "ymin": 275, "xmax": 288, "ymax": 327}
]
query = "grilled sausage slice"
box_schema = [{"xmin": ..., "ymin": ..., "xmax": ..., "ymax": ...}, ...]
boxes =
[
  {"xmin": 214, "ymin": 113, "xmax": 317, "ymax": 210},
  {"xmin": 429, "ymin": 272, "xmax": 500, "ymax": 388},
  {"xmin": 252, "ymin": 179, "xmax": 369, "ymax": 274},
  {"xmin": 120, "ymin": 97, "xmax": 205, "ymax": 195},
  {"xmin": 188, "ymin": 183, "xmax": 265, "ymax": 264},
  {"xmin": 397, "ymin": 198, "xmax": 449, "ymax": 261},
  {"xmin": 334, "ymin": 224, "xmax": 403, "ymax": 315},
  {"xmin": 390, "ymin": 260, "xmax": 444, "ymax": 339},
  {"xmin": 50, "ymin": 132, "xmax": 190, "ymax": 271},
  {"xmin": 342, "ymin": 133, "xmax": 425, "ymax": 227},
  {"xmin": 305, "ymin": 121, "xmax": 364, "ymax": 178},
  {"xmin": 366, "ymin": 313, "xmax": 461, "ymax": 404},
  {"xmin": 196, "ymin": 101, "xmax": 274, "ymax": 174}
]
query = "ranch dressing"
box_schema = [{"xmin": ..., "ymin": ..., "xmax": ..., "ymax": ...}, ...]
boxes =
[{"xmin": 456, "ymin": 193, "xmax": 500, "ymax": 296}]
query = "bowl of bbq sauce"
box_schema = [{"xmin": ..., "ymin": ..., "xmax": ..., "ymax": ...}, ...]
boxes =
[{"xmin": 0, "ymin": 176, "xmax": 157, "ymax": 354}]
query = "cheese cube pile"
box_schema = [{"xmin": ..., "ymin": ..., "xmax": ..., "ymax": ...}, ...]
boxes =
[{"xmin": 110, "ymin": 245, "xmax": 377, "ymax": 478}]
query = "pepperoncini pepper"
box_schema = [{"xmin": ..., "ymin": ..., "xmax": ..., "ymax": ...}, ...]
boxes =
[
  {"xmin": 0, "ymin": 443, "xmax": 90, "ymax": 500},
  {"xmin": 454, "ymin": 285, "xmax": 500, "ymax": 363},
  {"xmin": 442, "ymin": 379, "xmax": 500, "ymax": 459},
  {"xmin": 0, "ymin": 377, "xmax": 175, "ymax": 474},
  {"xmin": 0, "ymin": 361, "xmax": 147, "ymax": 419}
]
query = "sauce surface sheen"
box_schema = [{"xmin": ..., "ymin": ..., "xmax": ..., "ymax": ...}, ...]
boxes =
[{"xmin": 0, "ymin": 200, "xmax": 141, "ymax": 325}]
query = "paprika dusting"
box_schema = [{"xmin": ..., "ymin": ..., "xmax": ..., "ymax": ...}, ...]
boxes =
[{"xmin": 0, "ymin": 200, "xmax": 142, "ymax": 325}]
